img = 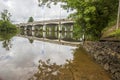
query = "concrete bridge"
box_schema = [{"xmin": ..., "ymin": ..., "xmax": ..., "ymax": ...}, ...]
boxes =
[{"xmin": 17, "ymin": 19, "xmax": 74, "ymax": 32}]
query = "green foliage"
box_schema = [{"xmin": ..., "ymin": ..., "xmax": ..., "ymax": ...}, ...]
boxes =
[
  {"xmin": 28, "ymin": 38, "xmax": 34, "ymax": 44},
  {"xmin": 0, "ymin": 9, "xmax": 17, "ymax": 32},
  {"xmin": 109, "ymin": 29, "xmax": 120, "ymax": 37},
  {"xmin": 1, "ymin": 9, "xmax": 11, "ymax": 21},
  {"xmin": 38, "ymin": 0, "xmax": 118, "ymax": 40},
  {"xmin": 0, "ymin": 31, "xmax": 17, "ymax": 41},
  {"xmin": 65, "ymin": 0, "xmax": 118, "ymax": 40},
  {"xmin": 73, "ymin": 24, "xmax": 82, "ymax": 40},
  {"xmin": 0, "ymin": 31, "xmax": 17, "ymax": 50},
  {"xmin": 0, "ymin": 20, "xmax": 17, "ymax": 32},
  {"xmin": 38, "ymin": 0, "xmax": 61, "ymax": 7},
  {"xmin": 28, "ymin": 16, "xmax": 34, "ymax": 22}
]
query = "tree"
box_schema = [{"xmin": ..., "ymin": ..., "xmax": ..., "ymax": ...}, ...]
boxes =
[
  {"xmin": 116, "ymin": 0, "xmax": 120, "ymax": 30},
  {"xmin": 1, "ymin": 9, "xmax": 11, "ymax": 21},
  {"xmin": 0, "ymin": 9, "xmax": 17, "ymax": 32},
  {"xmin": 38, "ymin": 0, "xmax": 60, "ymax": 7},
  {"xmin": 28, "ymin": 16, "xmax": 34, "ymax": 22},
  {"xmin": 0, "ymin": 31, "xmax": 17, "ymax": 50},
  {"xmin": 28, "ymin": 38, "xmax": 34, "ymax": 44},
  {"xmin": 0, "ymin": 20, "xmax": 17, "ymax": 32},
  {"xmin": 38, "ymin": 0, "xmax": 118, "ymax": 40}
]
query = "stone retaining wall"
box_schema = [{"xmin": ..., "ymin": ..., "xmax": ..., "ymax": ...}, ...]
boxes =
[{"xmin": 83, "ymin": 41, "xmax": 120, "ymax": 80}]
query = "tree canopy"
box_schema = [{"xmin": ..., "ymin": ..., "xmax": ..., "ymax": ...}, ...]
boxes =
[
  {"xmin": 38, "ymin": 0, "xmax": 118, "ymax": 40},
  {"xmin": 0, "ymin": 20, "xmax": 17, "ymax": 32},
  {"xmin": 1, "ymin": 9, "xmax": 11, "ymax": 21},
  {"xmin": 0, "ymin": 9, "xmax": 17, "ymax": 32},
  {"xmin": 28, "ymin": 16, "xmax": 34, "ymax": 22}
]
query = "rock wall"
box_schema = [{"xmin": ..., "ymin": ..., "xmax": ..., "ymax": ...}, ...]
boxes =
[{"xmin": 83, "ymin": 41, "xmax": 120, "ymax": 80}]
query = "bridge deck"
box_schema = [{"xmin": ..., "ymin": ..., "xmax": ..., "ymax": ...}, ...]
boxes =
[{"xmin": 17, "ymin": 19, "xmax": 74, "ymax": 27}]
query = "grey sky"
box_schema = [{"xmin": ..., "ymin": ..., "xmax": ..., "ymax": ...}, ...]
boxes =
[{"xmin": 0, "ymin": 0, "xmax": 71, "ymax": 23}]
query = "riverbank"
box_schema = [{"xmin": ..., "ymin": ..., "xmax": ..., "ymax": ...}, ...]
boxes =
[{"xmin": 83, "ymin": 41, "xmax": 120, "ymax": 80}]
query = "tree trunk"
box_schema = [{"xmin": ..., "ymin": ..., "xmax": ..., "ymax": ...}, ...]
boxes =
[{"xmin": 116, "ymin": 0, "xmax": 120, "ymax": 30}]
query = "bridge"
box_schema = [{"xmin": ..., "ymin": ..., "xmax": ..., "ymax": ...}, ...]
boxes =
[{"xmin": 17, "ymin": 19, "xmax": 74, "ymax": 32}]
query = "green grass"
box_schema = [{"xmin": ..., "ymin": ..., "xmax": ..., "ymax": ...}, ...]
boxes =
[{"xmin": 109, "ymin": 29, "xmax": 120, "ymax": 38}]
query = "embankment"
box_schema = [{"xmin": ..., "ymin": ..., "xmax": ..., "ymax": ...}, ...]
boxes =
[{"xmin": 83, "ymin": 41, "xmax": 120, "ymax": 80}]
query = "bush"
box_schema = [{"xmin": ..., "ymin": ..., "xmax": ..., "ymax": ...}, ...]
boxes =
[{"xmin": 0, "ymin": 20, "xmax": 17, "ymax": 32}]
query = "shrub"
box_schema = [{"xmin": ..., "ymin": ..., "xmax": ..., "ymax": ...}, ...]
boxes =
[{"xmin": 0, "ymin": 20, "xmax": 17, "ymax": 32}]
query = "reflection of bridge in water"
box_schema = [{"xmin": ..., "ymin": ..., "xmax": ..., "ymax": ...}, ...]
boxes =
[
  {"xmin": 17, "ymin": 19, "xmax": 82, "ymax": 46},
  {"xmin": 21, "ymin": 31, "xmax": 74, "ymax": 41},
  {"xmin": 17, "ymin": 19, "xmax": 74, "ymax": 32},
  {"xmin": 19, "ymin": 30, "xmax": 81, "ymax": 46}
]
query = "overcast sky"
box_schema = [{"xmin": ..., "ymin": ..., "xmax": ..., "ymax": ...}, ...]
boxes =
[{"xmin": 0, "ymin": 0, "xmax": 72, "ymax": 23}]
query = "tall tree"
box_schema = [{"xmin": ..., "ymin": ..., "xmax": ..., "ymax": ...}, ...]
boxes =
[
  {"xmin": 38, "ymin": 0, "xmax": 118, "ymax": 40},
  {"xmin": 28, "ymin": 16, "xmax": 34, "ymax": 22},
  {"xmin": 116, "ymin": 0, "xmax": 120, "ymax": 30},
  {"xmin": 1, "ymin": 9, "xmax": 11, "ymax": 21}
]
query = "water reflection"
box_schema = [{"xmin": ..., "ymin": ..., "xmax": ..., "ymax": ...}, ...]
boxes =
[
  {"xmin": 29, "ymin": 47, "xmax": 111, "ymax": 80},
  {"xmin": 0, "ymin": 32, "xmax": 16, "ymax": 50},
  {"xmin": 0, "ymin": 32, "xmax": 16, "ymax": 41},
  {"xmin": 20, "ymin": 31, "xmax": 80, "ymax": 42},
  {"xmin": 28, "ymin": 38, "xmax": 34, "ymax": 44},
  {"xmin": 0, "ymin": 33, "xmax": 111, "ymax": 80},
  {"xmin": 0, "ymin": 37, "xmax": 75, "ymax": 80},
  {"xmin": 28, "ymin": 59, "xmax": 63, "ymax": 80}
]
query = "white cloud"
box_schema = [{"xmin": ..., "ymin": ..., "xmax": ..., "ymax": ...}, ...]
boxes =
[{"xmin": 0, "ymin": 0, "xmax": 71, "ymax": 23}]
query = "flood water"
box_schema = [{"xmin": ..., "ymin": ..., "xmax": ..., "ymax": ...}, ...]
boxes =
[
  {"xmin": 20, "ymin": 31, "xmax": 81, "ymax": 42},
  {"xmin": 0, "ymin": 32, "xmax": 111, "ymax": 80}
]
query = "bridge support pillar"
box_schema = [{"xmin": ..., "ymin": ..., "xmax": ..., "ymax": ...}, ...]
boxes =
[
  {"xmin": 32, "ymin": 31, "xmax": 35, "ymax": 36},
  {"xmin": 24, "ymin": 27, "xmax": 27, "ymax": 31},
  {"xmin": 58, "ymin": 32, "xmax": 62, "ymax": 41},
  {"xmin": 32, "ymin": 26, "xmax": 35, "ymax": 31},
  {"xmin": 24, "ymin": 31, "xmax": 27, "ymax": 35},
  {"xmin": 49, "ymin": 31, "xmax": 52, "ymax": 36},
  {"xmin": 65, "ymin": 27, "xmax": 67, "ymax": 32},
  {"xmin": 43, "ymin": 24, "xmax": 46, "ymax": 31},
  {"xmin": 65, "ymin": 32, "xmax": 67, "ymax": 37},
  {"xmin": 59, "ymin": 25, "xmax": 62, "ymax": 32},
  {"xmin": 43, "ymin": 32, "xmax": 46, "ymax": 39},
  {"xmin": 49, "ymin": 27, "xmax": 52, "ymax": 32},
  {"xmin": 55, "ymin": 32, "xmax": 58, "ymax": 38},
  {"xmin": 70, "ymin": 25, "xmax": 73, "ymax": 31},
  {"xmin": 70, "ymin": 32, "xmax": 73, "ymax": 38},
  {"xmin": 55, "ymin": 26, "xmax": 58, "ymax": 31}
]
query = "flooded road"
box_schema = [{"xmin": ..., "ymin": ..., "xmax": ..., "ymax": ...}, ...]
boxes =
[{"xmin": 0, "ymin": 32, "xmax": 111, "ymax": 80}]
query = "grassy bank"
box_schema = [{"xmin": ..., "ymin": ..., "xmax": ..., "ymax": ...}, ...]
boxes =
[{"xmin": 101, "ymin": 22, "xmax": 120, "ymax": 40}]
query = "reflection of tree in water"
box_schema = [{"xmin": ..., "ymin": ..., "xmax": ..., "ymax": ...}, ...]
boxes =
[
  {"xmin": 2, "ymin": 39, "xmax": 12, "ymax": 50},
  {"xmin": 28, "ymin": 38, "xmax": 34, "ymax": 44},
  {"xmin": 28, "ymin": 59, "xmax": 75, "ymax": 80},
  {"xmin": 29, "ymin": 47, "xmax": 111, "ymax": 80},
  {"xmin": 0, "ymin": 32, "xmax": 16, "ymax": 50}
]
